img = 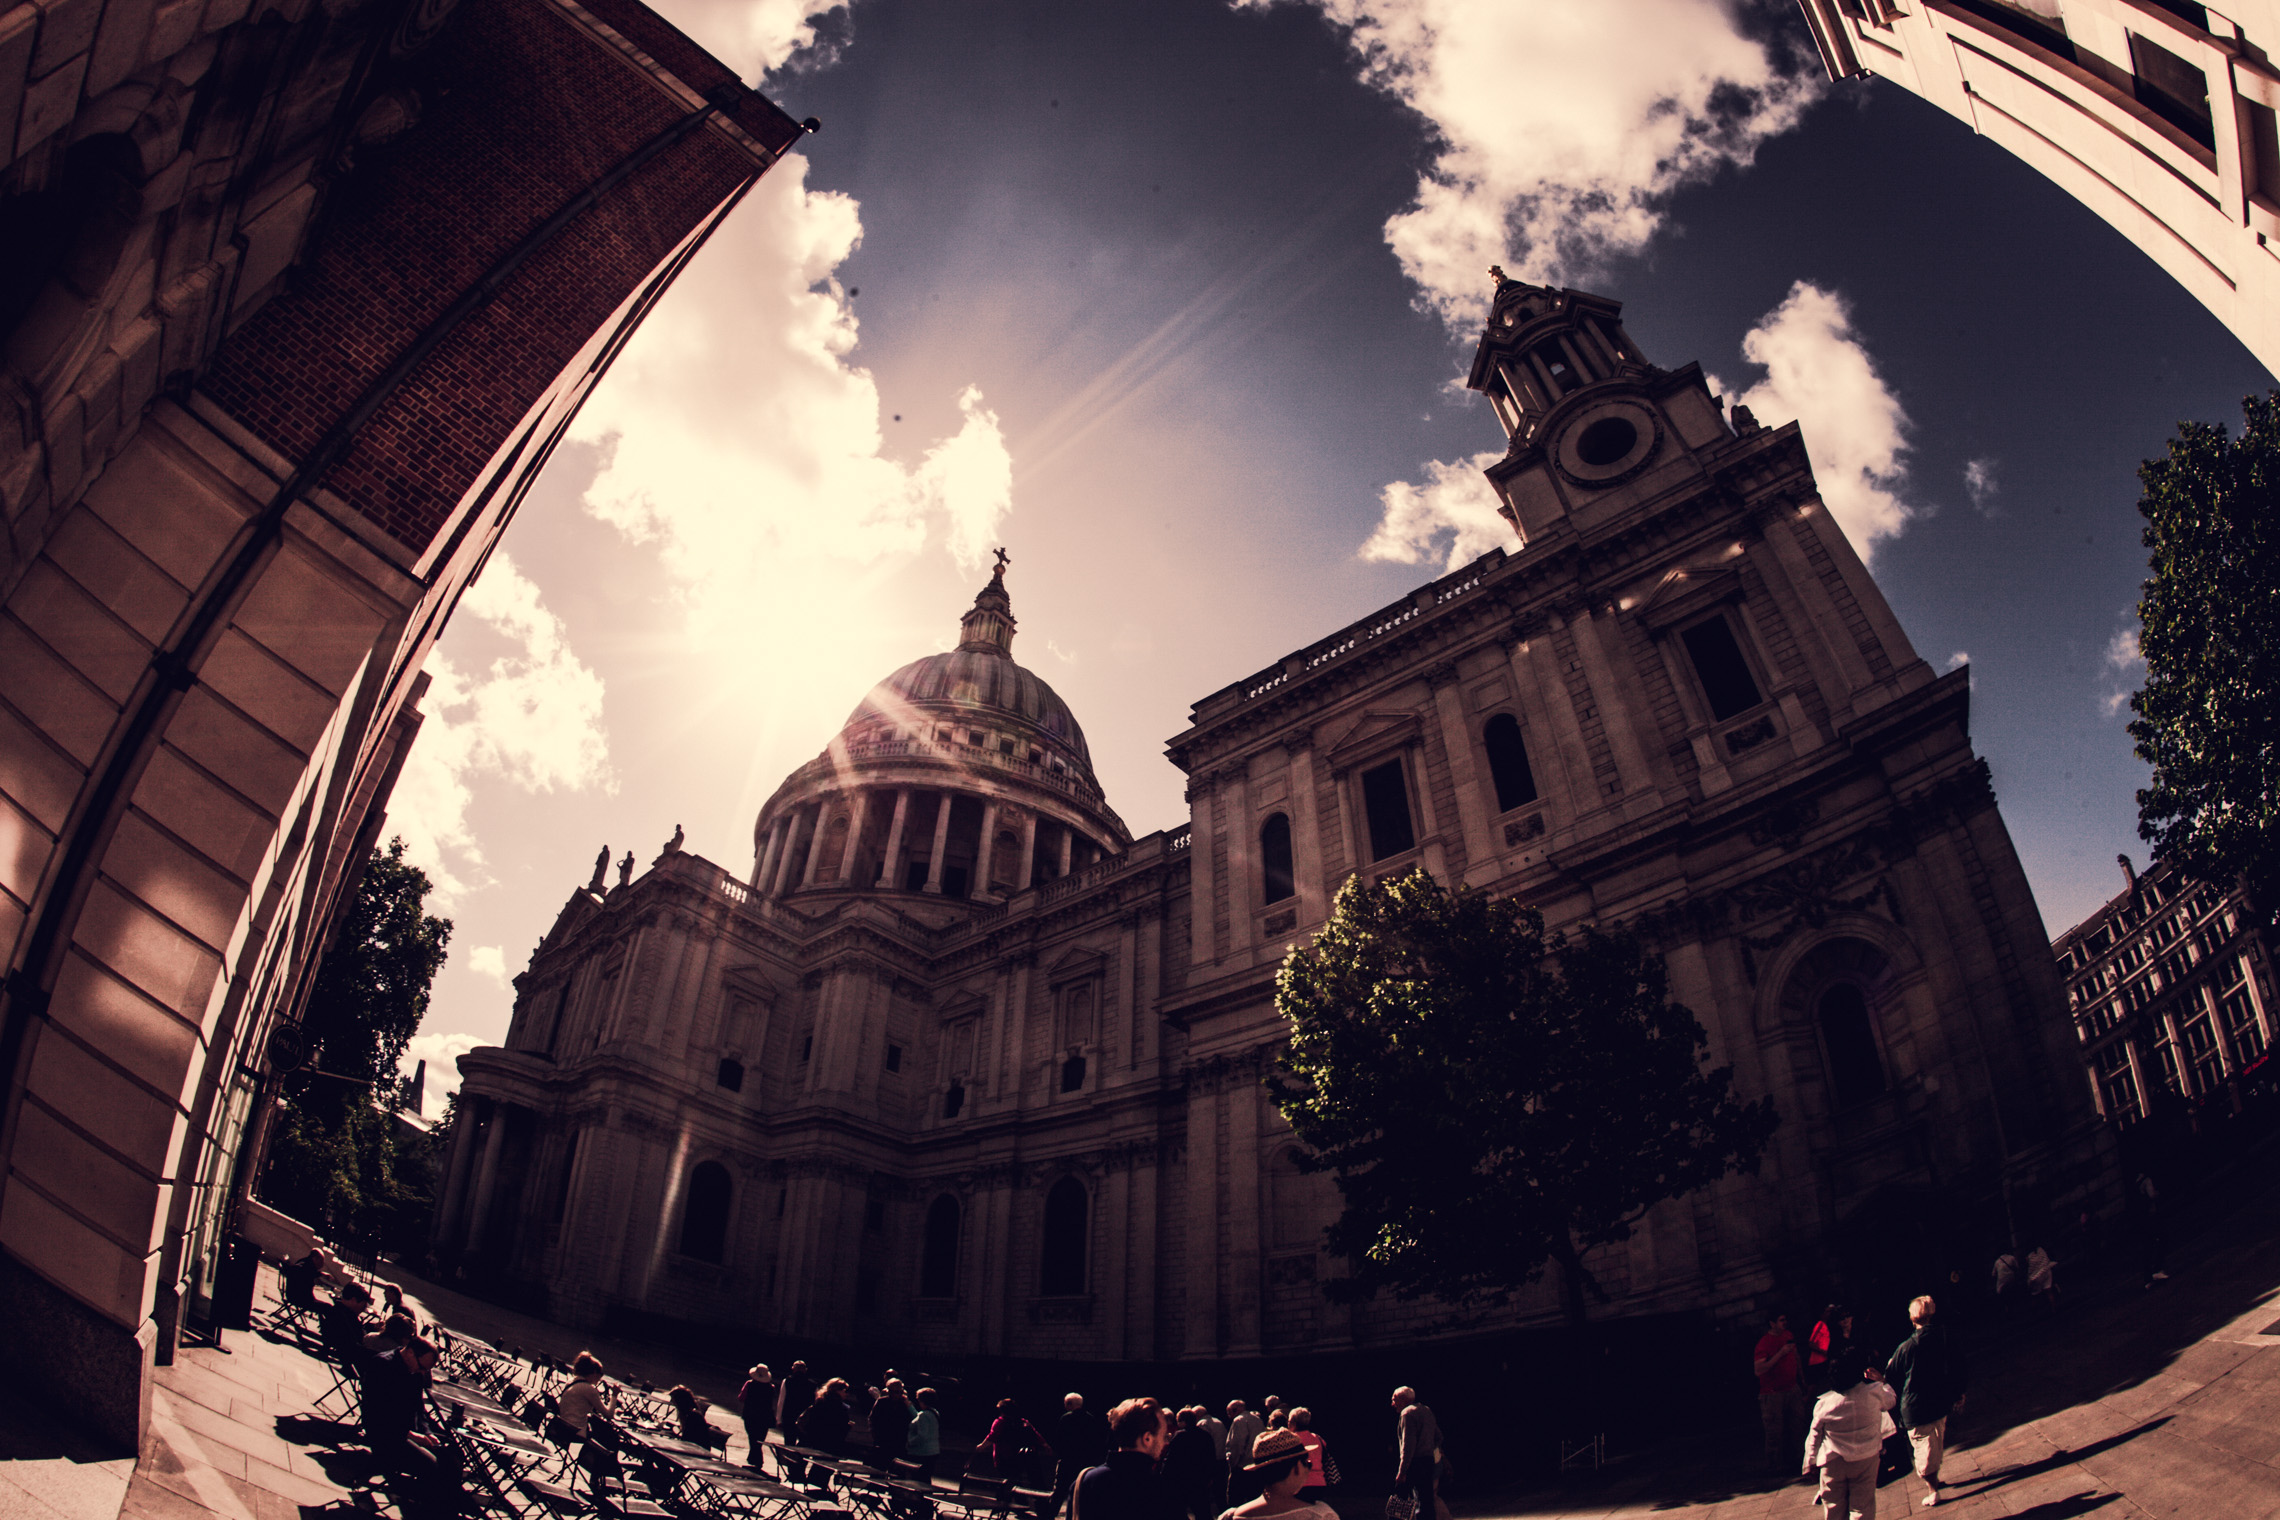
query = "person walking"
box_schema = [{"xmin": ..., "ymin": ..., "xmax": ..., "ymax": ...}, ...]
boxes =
[
  {"xmin": 1215, "ymin": 1429, "xmax": 1335, "ymax": 1520},
  {"xmin": 1885, "ymin": 1295, "xmax": 1968, "ymax": 1507},
  {"xmin": 983, "ymin": 1398, "xmax": 1049, "ymax": 1484},
  {"xmin": 739, "ymin": 1365, "xmax": 775, "ymax": 1465},
  {"xmin": 907, "ymin": 1388, "xmax": 943, "ymax": 1479},
  {"xmin": 2025, "ymin": 1245, "xmax": 2059, "ymax": 1312},
  {"xmin": 778, "ymin": 1361, "xmax": 817, "ymax": 1434},
  {"xmin": 1389, "ymin": 1387, "xmax": 1437, "ymax": 1520},
  {"xmin": 2132, "ymin": 1172, "xmax": 2170, "ymax": 1287},
  {"xmin": 797, "ymin": 1378, "xmax": 853, "ymax": 1455},
  {"xmin": 1071, "ymin": 1398, "xmax": 1183, "ymax": 1520},
  {"xmin": 1055, "ymin": 1392, "xmax": 1109, "ymax": 1513},
  {"xmin": 1802, "ymin": 1352, "xmax": 1896, "ymax": 1520},
  {"xmin": 1806, "ymin": 1305, "xmax": 1856, "ymax": 1396},
  {"xmin": 870, "ymin": 1378, "xmax": 914, "ymax": 1462},
  {"xmin": 1163, "ymin": 1407, "xmax": 1223, "ymax": 1520},
  {"xmin": 1285, "ymin": 1408, "xmax": 1333, "ymax": 1497},
  {"xmin": 1223, "ymin": 1401, "xmax": 1266, "ymax": 1506},
  {"xmin": 1754, "ymin": 1312, "xmax": 1806, "ymax": 1475}
]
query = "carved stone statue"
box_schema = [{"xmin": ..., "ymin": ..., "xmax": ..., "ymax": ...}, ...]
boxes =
[
  {"xmin": 664, "ymin": 824, "xmax": 684, "ymax": 855},
  {"xmin": 1488, "ymin": 263, "xmax": 1507, "ymax": 287},
  {"xmin": 589, "ymin": 846, "xmax": 610, "ymax": 892},
  {"xmin": 616, "ymin": 850, "xmax": 635, "ymax": 889}
]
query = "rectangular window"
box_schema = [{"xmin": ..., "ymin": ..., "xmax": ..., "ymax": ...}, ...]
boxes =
[
  {"xmin": 884, "ymin": 1043, "xmax": 903, "ymax": 1073},
  {"xmin": 2097, "ymin": 1042, "xmax": 2143, "ymax": 1124},
  {"xmin": 799, "ymin": 1032, "xmax": 813, "ymax": 1062},
  {"xmin": 1361, "ymin": 758, "xmax": 1416, "ymax": 860},
  {"xmin": 2130, "ymin": 31, "xmax": 2215, "ymax": 148},
  {"xmin": 1681, "ymin": 616, "xmax": 1765, "ymax": 721}
]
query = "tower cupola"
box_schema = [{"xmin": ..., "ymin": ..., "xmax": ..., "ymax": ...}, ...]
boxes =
[{"xmin": 958, "ymin": 549, "xmax": 1017, "ymax": 655}]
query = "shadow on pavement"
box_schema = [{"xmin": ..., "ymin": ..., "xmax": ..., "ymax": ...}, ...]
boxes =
[
  {"xmin": 1942, "ymin": 1417, "xmax": 2168, "ymax": 1504},
  {"xmin": 1996, "ymin": 1494, "xmax": 2121, "ymax": 1520}
]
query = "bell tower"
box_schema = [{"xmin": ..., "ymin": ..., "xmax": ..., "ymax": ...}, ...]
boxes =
[{"xmin": 1464, "ymin": 269, "xmax": 1735, "ymax": 547}]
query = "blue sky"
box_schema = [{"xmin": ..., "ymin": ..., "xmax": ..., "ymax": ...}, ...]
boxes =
[{"xmin": 390, "ymin": 0, "xmax": 2274, "ymax": 1097}]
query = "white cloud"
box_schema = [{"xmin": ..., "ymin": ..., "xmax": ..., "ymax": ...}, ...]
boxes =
[
  {"xmin": 398, "ymin": 1031, "xmax": 489, "ymax": 1111},
  {"xmin": 2102, "ymin": 625, "xmax": 2144, "ymax": 717},
  {"xmin": 468, "ymin": 945, "xmax": 507, "ymax": 984},
  {"xmin": 1359, "ymin": 449, "xmax": 1510, "ymax": 571},
  {"xmin": 390, "ymin": 551, "xmax": 613, "ymax": 901},
  {"xmin": 1964, "ymin": 457, "xmax": 1999, "ymax": 513},
  {"xmin": 1244, "ymin": 0, "xmax": 1820, "ymax": 329},
  {"xmin": 570, "ymin": 157, "xmax": 1013, "ymax": 629},
  {"xmin": 650, "ymin": 0, "xmax": 844, "ymax": 79},
  {"xmin": 1728, "ymin": 281, "xmax": 1913, "ymax": 561}
]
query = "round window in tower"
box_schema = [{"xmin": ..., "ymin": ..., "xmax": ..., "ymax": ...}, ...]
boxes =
[
  {"xmin": 1553, "ymin": 399, "xmax": 1660, "ymax": 487},
  {"xmin": 1575, "ymin": 415, "xmax": 1637, "ymax": 466}
]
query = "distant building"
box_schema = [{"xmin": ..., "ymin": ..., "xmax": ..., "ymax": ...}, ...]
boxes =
[
  {"xmin": 2054, "ymin": 854, "xmax": 2276, "ymax": 1129},
  {"xmin": 444, "ymin": 276, "xmax": 2106, "ymax": 1369},
  {"xmin": 1796, "ymin": 0, "xmax": 2280, "ymax": 378}
]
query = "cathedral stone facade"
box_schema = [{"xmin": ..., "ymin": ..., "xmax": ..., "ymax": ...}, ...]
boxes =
[{"xmin": 441, "ymin": 278, "xmax": 2106, "ymax": 1365}]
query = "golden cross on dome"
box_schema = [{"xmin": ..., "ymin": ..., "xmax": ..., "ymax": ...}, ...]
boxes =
[{"xmin": 993, "ymin": 546, "xmax": 1011, "ymax": 576}]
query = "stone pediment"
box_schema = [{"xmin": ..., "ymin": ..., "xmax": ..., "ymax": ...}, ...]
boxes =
[
  {"xmin": 1324, "ymin": 710, "xmax": 1423, "ymax": 770},
  {"xmin": 1048, "ymin": 946, "xmax": 1108, "ymax": 985},
  {"xmin": 1635, "ymin": 563, "xmax": 1745, "ymax": 630},
  {"xmin": 719, "ymin": 963, "xmax": 780, "ymax": 1005}
]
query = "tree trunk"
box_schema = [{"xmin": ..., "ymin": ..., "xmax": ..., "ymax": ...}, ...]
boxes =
[{"xmin": 1550, "ymin": 1235, "xmax": 1595, "ymax": 1327}]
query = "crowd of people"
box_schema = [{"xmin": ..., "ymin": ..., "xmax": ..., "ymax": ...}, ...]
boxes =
[
  {"xmin": 1755, "ymin": 1294, "xmax": 1970, "ymax": 1518},
  {"xmin": 714, "ymin": 1364, "xmax": 1443, "ymax": 1520}
]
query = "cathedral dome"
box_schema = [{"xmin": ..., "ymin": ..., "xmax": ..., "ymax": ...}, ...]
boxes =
[
  {"xmin": 844, "ymin": 648, "xmax": 1092, "ymax": 769},
  {"xmin": 749, "ymin": 556, "xmax": 1128, "ymax": 906}
]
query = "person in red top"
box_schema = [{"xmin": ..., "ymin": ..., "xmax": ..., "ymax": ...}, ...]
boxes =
[{"xmin": 1754, "ymin": 1311, "xmax": 1806, "ymax": 1474}]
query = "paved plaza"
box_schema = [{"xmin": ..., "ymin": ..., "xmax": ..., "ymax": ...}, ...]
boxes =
[{"xmin": 2, "ymin": 1177, "xmax": 2275, "ymax": 1520}]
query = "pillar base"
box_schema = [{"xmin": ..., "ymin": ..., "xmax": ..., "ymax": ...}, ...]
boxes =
[{"xmin": 0, "ymin": 1247, "xmax": 152, "ymax": 1456}]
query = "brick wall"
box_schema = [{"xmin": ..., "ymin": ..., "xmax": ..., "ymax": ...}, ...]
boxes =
[{"xmin": 198, "ymin": 0, "xmax": 800, "ymax": 554}]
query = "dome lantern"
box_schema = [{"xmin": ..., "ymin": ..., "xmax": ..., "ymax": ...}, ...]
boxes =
[{"xmin": 958, "ymin": 547, "xmax": 1018, "ymax": 656}]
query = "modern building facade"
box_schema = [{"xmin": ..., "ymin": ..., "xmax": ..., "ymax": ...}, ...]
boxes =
[
  {"xmin": 1796, "ymin": 0, "xmax": 2280, "ymax": 378},
  {"xmin": 0, "ymin": 0, "xmax": 807, "ymax": 1449},
  {"xmin": 2054, "ymin": 853, "xmax": 2276, "ymax": 1128},
  {"xmin": 443, "ymin": 276, "xmax": 2108, "ymax": 1370}
]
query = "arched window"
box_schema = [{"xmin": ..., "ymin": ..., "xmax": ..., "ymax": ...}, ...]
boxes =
[
  {"xmin": 680, "ymin": 1161, "xmax": 731, "ymax": 1262},
  {"xmin": 919, "ymin": 1195, "xmax": 960, "ymax": 1297},
  {"xmin": 1818, "ymin": 983, "xmax": 1887, "ymax": 1108},
  {"xmin": 1039, "ymin": 1176, "xmax": 1088, "ymax": 1295},
  {"xmin": 1482, "ymin": 715, "xmax": 1538, "ymax": 811},
  {"xmin": 1261, "ymin": 813, "xmax": 1294, "ymax": 904}
]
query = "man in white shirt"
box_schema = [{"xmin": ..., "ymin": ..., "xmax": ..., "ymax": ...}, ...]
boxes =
[{"xmin": 1803, "ymin": 1358, "xmax": 1896, "ymax": 1520}]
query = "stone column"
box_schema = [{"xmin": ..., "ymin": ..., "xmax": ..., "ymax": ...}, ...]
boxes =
[
  {"xmin": 464, "ymin": 1102, "xmax": 510, "ymax": 1254},
  {"xmin": 878, "ymin": 789, "xmax": 911, "ymax": 887},
  {"xmin": 976, "ymin": 798, "xmax": 1003, "ymax": 896},
  {"xmin": 1187, "ymin": 775, "xmax": 1217, "ymax": 968},
  {"xmin": 1101, "ymin": 1165, "xmax": 1131, "ymax": 1352},
  {"xmin": 1427, "ymin": 664, "xmax": 1497, "ymax": 882},
  {"xmin": 1567, "ymin": 605, "xmax": 1656, "ymax": 797},
  {"xmin": 752, "ymin": 819, "xmax": 781, "ymax": 890},
  {"xmin": 1181, "ymin": 1084, "xmax": 1221, "ymax": 1358},
  {"xmin": 1224, "ymin": 1074, "xmax": 1263, "ymax": 1357},
  {"xmin": 1285, "ymin": 732, "xmax": 1327, "ymax": 925},
  {"xmin": 802, "ymin": 801, "xmax": 837, "ymax": 888},
  {"xmin": 1058, "ymin": 826, "xmax": 1074, "ymax": 878},
  {"xmin": 1126, "ymin": 1158, "xmax": 1158, "ymax": 1358},
  {"xmin": 1017, "ymin": 810, "xmax": 1040, "ymax": 890},
  {"xmin": 1224, "ymin": 765, "xmax": 1256, "ymax": 955},
  {"xmin": 434, "ymin": 1101, "xmax": 483, "ymax": 1248},
  {"xmin": 924, "ymin": 793, "xmax": 953, "ymax": 894},
  {"xmin": 1505, "ymin": 632, "xmax": 1588, "ymax": 817},
  {"xmin": 836, "ymin": 789, "xmax": 873, "ymax": 884},
  {"xmin": 772, "ymin": 810, "xmax": 807, "ymax": 897}
]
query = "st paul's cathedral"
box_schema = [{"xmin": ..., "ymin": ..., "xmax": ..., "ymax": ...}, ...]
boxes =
[{"xmin": 435, "ymin": 278, "xmax": 2106, "ymax": 1367}]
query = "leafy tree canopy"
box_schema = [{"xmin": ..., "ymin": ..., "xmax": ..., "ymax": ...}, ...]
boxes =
[
  {"xmin": 263, "ymin": 837, "xmax": 451, "ymax": 1245},
  {"xmin": 2130, "ymin": 394, "xmax": 2280, "ymax": 923},
  {"xmin": 1269, "ymin": 870, "xmax": 1777, "ymax": 1317}
]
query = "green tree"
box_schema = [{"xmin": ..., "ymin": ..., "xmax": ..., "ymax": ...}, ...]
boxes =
[
  {"xmin": 2129, "ymin": 394, "xmax": 2280, "ymax": 925},
  {"xmin": 1269, "ymin": 870, "xmax": 1777, "ymax": 1321},
  {"xmin": 262, "ymin": 838, "xmax": 452, "ymax": 1246}
]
